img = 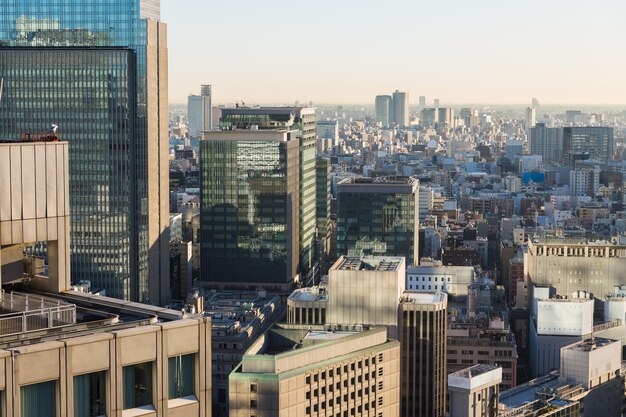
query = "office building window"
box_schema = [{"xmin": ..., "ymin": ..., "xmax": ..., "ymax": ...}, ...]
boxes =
[
  {"xmin": 74, "ymin": 371, "xmax": 106, "ymax": 417},
  {"xmin": 169, "ymin": 354, "xmax": 195, "ymax": 399},
  {"xmin": 123, "ymin": 362, "xmax": 153, "ymax": 409},
  {"xmin": 21, "ymin": 381, "xmax": 55, "ymax": 417}
]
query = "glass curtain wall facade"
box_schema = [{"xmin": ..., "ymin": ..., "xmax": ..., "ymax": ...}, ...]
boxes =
[
  {"xmin": 563, "ymin": 127, "xmax": 614, "ymax": 166},
  {"xmin": 219, "ymin": 107, "xmax": 317, "ymax": 280},
  {"xmin": 0, "ymin": 0, "xmax": 169, "ymax": 304},
  {"xmin": 336, "ymin": 177, "xmax": 419, "ymax": 264},
  {"xmin": 200, "ymin": 132, "xmax": 300, "ymax": 288}
]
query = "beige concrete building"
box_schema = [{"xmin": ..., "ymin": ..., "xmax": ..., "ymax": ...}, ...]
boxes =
[
  {"xmin": 448, "ymin": 364, "xmax": 502, "ymax": 417},
  {"xmin": 287, "ymin": 285, "xmax": 328, "ymax": 326},
  {"xmin": 0, "ymin": 138, "xmax": 212, "ymax": 417},
  {"xmin": 0, "ymin": 140, "xmax": 70, "ymax": 293},
  {"xmin": 526, "ymin": 235, "xmax": 626, "ymax": 306},
  {"xmin": 229, "ymin": 324, "xmax": 400, "ymax": 417},
  {"xmin": 399, "ymin": 291, "xmax": 447, "ymax": 417},
  {"xmin": 328, "ymin": 256, "xmax": 405, "ymax": 339}
]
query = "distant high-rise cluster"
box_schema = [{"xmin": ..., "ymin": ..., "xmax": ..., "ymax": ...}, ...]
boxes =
[{"xmin": 375, "ymin": 90, "xmax": 409, "ymax": 127}]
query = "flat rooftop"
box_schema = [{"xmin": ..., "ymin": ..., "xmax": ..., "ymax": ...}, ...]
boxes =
[
  {"xmin": 401, "ymin": 291, "xmax": 447, "ymax": 305},
  {"xmin": 203, "ymin": 290, "xmax": 281, "ymax": 331},
  {"xmin": 499, "ymin": 372, "xmax": 561, "ymax": 409},
  {"xmin": 338, "ymin": 176, "xmax": 417, "ymax": 187},
  {"xmin": 333, "ymin": 256, "xmax": 404, "ymax": 272},
  {"xmin": 564, "ymin": 337, "xmax": 617, "ymax": 352},
  {"xmin": 288, "ymin": 287, "xmax": 327, "ymax": 303},
  {"xmin": 201, "ymin": 129, "xmax": 297, "ymax": 142},
  {"xmin": 450, "ymin": 364, "xmax": 500, "ymax": 379},
  {"xmin": 0, "ymin": 287, "xmax": 184, "ymax": 349}
]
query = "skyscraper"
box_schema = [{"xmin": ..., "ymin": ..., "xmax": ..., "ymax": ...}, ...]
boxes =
[
  {"xmin": 563, "ymin": 126, "xmax": 614, "ymax": 165},
  {"xmin": 0, "ymin": 0, "xmax": 170, "ymax": 304},
  {"xmin": 400, "ymin": 291, "xmax": 447, "ymax": 417},
  {"xmin": 528, "ymin": 123, "xmax": 563, "ymax": 163},
  {"xmin": 375, "ymin": 95, "xmax": 393, "ymax": 126},
  {"xmin": 433, "ymin": 98, "xmax": 440, "ymax": 108},
  {"xmin": 336, "ymin": 177, "xmax": 419, "ymax": 264},
  {"xmin": 525, "ymin": 106, "xmax": 537, "ymax": 130},
  {"xmin": 418, "ymin": 95, "xmax": 426, "ymax": 109},
  {"xmin": 200, "ymin": 129, "xmax": 300, "ymax": 289},
  {"xmin": 392, "ymin": 90, "xmax": 409, "ymax": 127},
  {"xmin": 219, "ymin": 107, "xmax": 318, "ymax": 282},
  {"xmin": 187, "ymin": 84, "xmax": 212, "ymax": 138}
]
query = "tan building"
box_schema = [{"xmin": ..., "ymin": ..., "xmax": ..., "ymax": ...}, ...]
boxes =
[
  {"xmin": 399, "ymin": 291, "xmax": 447, "ymax": 417},
  {"xmin": 328, "ymin": 256, "xmax": 405, "ymax": 339},
  {"xmin": 448, "ymin": 364, "xmax": 502, "ymax": 417},
  {"xmin": 0, "ymin": 138, "xmax": 212, "ymax": 417},
  {"xmin": 229, "ymin": 324, "xmax": 400, "ymax": 417},
  {"xmin": 287, "ymin": 285, "xmax": 328, "ymax": 326},
  {"xmin": 0, "ymin": 140, "xmax": 70, "ymax": 293},
  {"xmin": 526, "ymin": 235, "xmax": 626, "ymax": 306}
]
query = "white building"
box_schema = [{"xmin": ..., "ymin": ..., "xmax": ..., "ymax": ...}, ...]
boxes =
[
  {"xmin": 187, "ymin": 84, "xmax": 212, "ymax": 138},
  {"xmin": 418, "ymin": 186, "xmax": 434, "ymax": 223},
  {"xmin": 570, "ymin": 168, "xmax": 600, "ymax": 197},
  {"xmin": 529, "ymin": 286, "xmax": 595, "ymax": 377},
  {"xmin": 504, "ymin": 176, "xmax": 522, "ymax": 193},
  {"xmin": 406, "ymin": 262, "xmax": 474, "ymax": 299}
]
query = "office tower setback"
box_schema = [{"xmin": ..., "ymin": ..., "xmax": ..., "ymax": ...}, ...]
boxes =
[
  {"xmin": 336, "ymin": 177, "xmax": 419, "ymax": 264},
  {"xmin": 392, "ymin": 90, "xmax": 410, "ymax": 127},
  {"xmin": 200, "ymin": 129, "xmax": 300, "ymax": 289},
  {"xmin": 375, "ymin": 95, "xmax": 393, "ymax": 126},
  {"xmin": 529, "ymin": 123, "xmax": 564, "ymax": 163},
  {"xmin": 229, "ymin": 324, "xmax": 401, "ymax": 417},
  {"xmin": 327, "ymin": 256, "xmax": 405, "ymax": 339},
  {"xmin": 563, "ymin": 127, "xmax": 614, "ymax": 165},
  {"xmin": 219, "ymin": 107, "xmax": 318, "ymax": 281},
  {"xmin": 400, "ymin": 291, "xmax": 447, "ymax": 417},
  {"xmin": 0, "ymin": 0, "xmax": 170, "ymax": 304},
  {"xmin": 188, "ymin": 84, "xmax": 212, "ymax": 138}
]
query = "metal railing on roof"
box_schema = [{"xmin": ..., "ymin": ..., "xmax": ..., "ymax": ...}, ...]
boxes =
[{"xmin": 0, "ymin": 290, "xmax": 76, "ymax": 336}]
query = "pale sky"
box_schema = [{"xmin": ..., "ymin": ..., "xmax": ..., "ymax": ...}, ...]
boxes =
[{"xmin": 162, "ymin": 0, "xmax": 626, "ymax": 105}]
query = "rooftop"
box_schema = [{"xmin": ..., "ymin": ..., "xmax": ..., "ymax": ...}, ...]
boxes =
[
  {"xmin": 333, "ymin": 256, "xmax": 404, "ymax": 272},
  {"xmin": 401, "ymin": 291, "xmax": 447, "ymax": 305},
  {"xmin": 288, "ymin": 286, "xmax": 327, "ymax": 303},
  {"xmin": 564, "ymin": 337, "xmax": 617, "ymax": 352},
  {"xmin": 0, "ymin": 287, "xmax": 184, "ymax": 349},
  {"xmin": 202, "ymin": 289, "xmax": 281, "ymax": 333},
  {"xmin": 450, "ymin": 364, "xmax": 500, "ymax": 379}
]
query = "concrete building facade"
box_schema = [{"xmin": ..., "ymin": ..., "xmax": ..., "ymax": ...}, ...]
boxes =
[
  {"xmin": 229, "ymin": 325, "xmax": 400, "ymax": 417},
  {"xmin": 399, "ymin": 291, "xmax": 447, "ymax": 417}
]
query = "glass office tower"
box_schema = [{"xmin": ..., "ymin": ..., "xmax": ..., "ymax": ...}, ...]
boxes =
[
  {"xmin": 336, "ymin": 177, "xmax": 419, "ymax": 264},
  {"xmin": 200, "ymin": 130, "xmax": 300, "ymax": 289},
  {"xmin": 0, "ymin": 1, "xmax": 170, "ymax": 304},
  {"xmin": 563, "ymin": 126, "xmax": 614, "ymax": 166},
  {"xmin": 220, "ymin": 107, "xmax": 317, "ymax": 282}
]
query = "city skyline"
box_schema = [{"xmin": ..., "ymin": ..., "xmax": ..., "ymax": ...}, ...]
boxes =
[{"xmin": 163, "ymin": 0, "xmax": 626, "ymax": 105}]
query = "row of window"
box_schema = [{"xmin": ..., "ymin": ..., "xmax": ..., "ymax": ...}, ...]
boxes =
[{"xmin": 20, "ymin": 354, "xmax": 194, "ymax": 417}]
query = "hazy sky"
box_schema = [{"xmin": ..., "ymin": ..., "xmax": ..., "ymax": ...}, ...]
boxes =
[{"xmin": 162, "ymin": 0, "xmax": 626, "ymax": 105}]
